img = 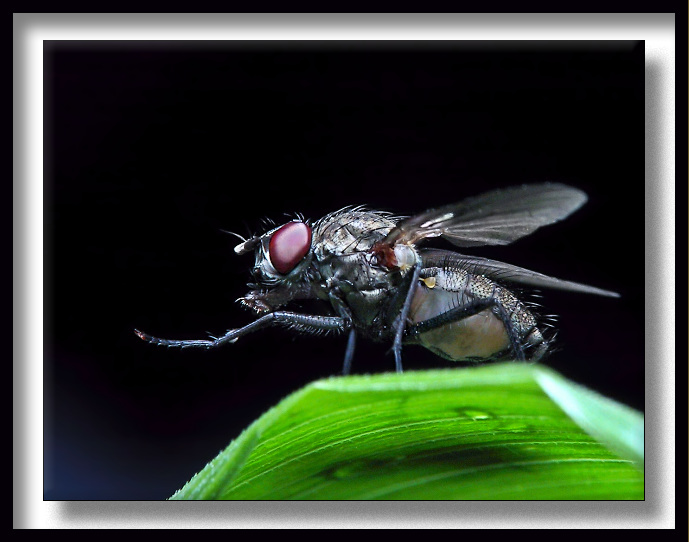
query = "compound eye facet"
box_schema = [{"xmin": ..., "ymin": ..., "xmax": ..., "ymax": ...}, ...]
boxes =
[{"xmin": 268, "ymin": 221, "xmax": 312, "ymax": 274}]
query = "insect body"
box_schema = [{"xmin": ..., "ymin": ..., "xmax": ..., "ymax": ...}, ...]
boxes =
[{"xmin": 135, "ymin": 183, "xmax": 619, "ymax": 374}]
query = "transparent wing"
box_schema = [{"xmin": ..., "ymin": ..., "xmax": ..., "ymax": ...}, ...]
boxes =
[
  {"xmin": 421, "ymin": 249, "xmax": 620, "ymax": 298},
  {"xmin": 385, "ymin": 183, "xmax": 588, "ymax": 248}
]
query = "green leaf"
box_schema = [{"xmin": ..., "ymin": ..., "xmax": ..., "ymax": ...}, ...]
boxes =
[{"xmin": 170, "ymin": 363, "xmax": 644, "ymax": 500}]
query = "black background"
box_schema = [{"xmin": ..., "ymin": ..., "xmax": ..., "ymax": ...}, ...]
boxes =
[{"xmin": 45, "ymin": 41, "xmax": 644, "ymax": 500}]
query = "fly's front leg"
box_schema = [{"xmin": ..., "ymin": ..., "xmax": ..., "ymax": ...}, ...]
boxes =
[
  {"xmin": 406, "ymin": 298, "xmax": 526, "ymax": 362},
  {"xmin": 135, "ymin": 311, "xmax": 349, "ymax": 350},
  {"xmin": 327, "ymin": 288, "xmax": 357, "ymax": 375}
]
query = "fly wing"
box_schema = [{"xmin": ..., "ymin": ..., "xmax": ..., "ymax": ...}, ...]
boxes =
[
  {"xmin": 385, "ymin": 183, "xmax": 588, "ymax": 248},
  {"xmin": 421, "ymin": 249, "xmax": 620, "ymax": 298}
]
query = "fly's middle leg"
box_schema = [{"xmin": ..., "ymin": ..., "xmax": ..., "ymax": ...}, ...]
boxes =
[{"xmin": 390, "ymin": 262, "xmax": 422, "ymax": 374}]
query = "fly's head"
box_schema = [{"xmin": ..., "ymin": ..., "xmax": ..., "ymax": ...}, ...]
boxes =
[{"xmin": 233, "ymin": 219, "xmax": 315, "ymax": 314}]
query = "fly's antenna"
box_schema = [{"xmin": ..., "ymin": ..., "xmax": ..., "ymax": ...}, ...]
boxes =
[
  {"xmin": 220, "ymin": 228, "xmax": 261, "ymax": 255},
  {"xmin": 219, "ymin": 229, "xmax": 248, "ymax": 243}
]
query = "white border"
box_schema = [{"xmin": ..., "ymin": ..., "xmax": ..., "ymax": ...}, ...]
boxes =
[{"xmin": 16, "ymin": 13, "xmax": 675, "ymax": 529}]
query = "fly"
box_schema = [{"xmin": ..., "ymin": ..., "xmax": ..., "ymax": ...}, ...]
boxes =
[{"xmin": 135, "ymin": 183, "xmax": 619, "ymax": 374}]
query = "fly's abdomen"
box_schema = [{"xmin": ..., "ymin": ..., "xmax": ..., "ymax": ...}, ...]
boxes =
[
  {"xmin": 493, "ymin": 280, "xmax": 549, "ymax": 361},
  {"xmin": 407, "ymin": 266, "xmax": 548, "ymax": 362}
]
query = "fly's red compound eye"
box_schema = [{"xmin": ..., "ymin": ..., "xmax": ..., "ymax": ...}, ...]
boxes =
[{"xmin": 268, "ymin": 221, "xmax": 312, "ymax": 274}]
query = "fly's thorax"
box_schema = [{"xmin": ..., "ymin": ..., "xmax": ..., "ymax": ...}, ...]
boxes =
[
  {"xmin": 312, "ymin": 209, "xmax": 397, "ymax": 259},
  {"xmin": 314, "ymin": 248, "xmax": 411, "ymax": 336},
  {"xmin": 310, "ymin": 211, "xmax": 418, "ymax": 338}
]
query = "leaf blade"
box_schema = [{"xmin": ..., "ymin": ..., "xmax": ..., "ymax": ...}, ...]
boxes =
[{"xmin": 170, "ymin": 363, "xmax": 644, "ymax": 500}]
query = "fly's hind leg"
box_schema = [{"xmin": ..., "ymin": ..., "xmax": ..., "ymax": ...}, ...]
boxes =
[{"xmin": 405, "ymin": 298, "xmax": 526, "ymax": 361}]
